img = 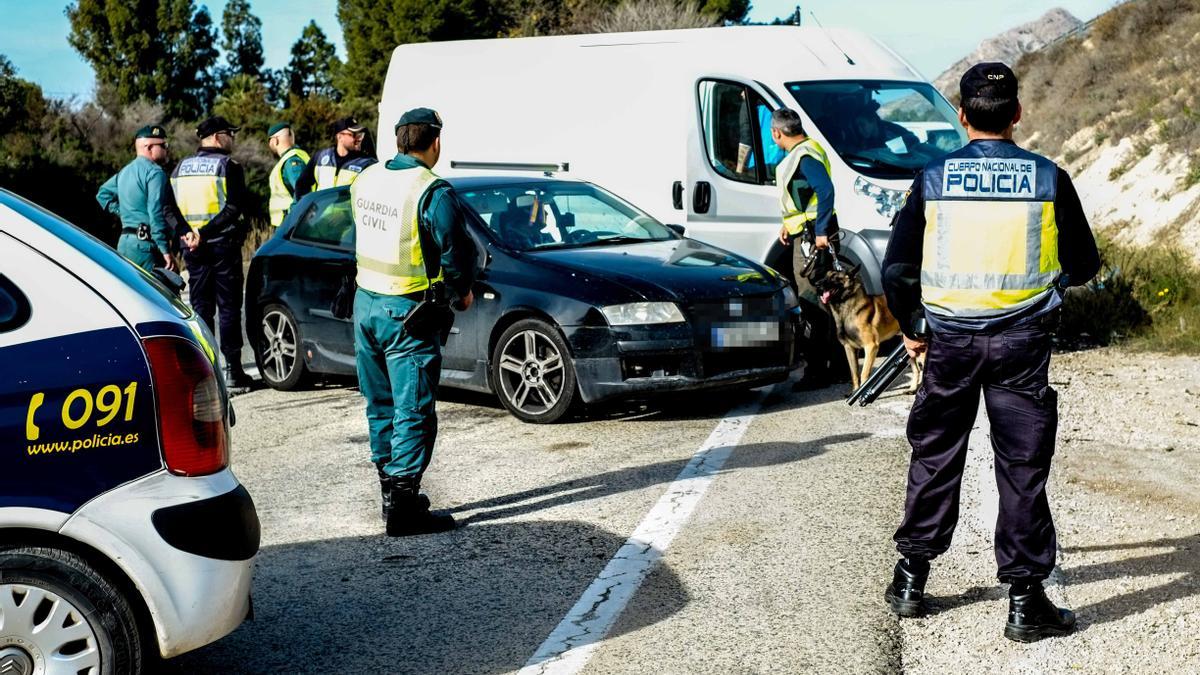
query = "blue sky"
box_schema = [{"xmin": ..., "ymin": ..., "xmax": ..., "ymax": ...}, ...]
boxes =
[{"xmin": 0, "ymin": 0, "xmax": 1118, "ymax": 100}]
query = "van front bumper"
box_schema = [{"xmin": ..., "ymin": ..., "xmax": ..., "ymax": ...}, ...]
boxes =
[{"xmin": 60, "ymin": 469, "xmax": 259, "ymax": 659}]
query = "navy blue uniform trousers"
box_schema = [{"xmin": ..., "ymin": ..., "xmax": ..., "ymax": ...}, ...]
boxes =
[
  {"xmin": 184, "ymin": 241, "xmax": 244, "ymax": 365},
  {"xmin": 894, "ymin": 313, "xmax": 1059, "ymax": 582}
]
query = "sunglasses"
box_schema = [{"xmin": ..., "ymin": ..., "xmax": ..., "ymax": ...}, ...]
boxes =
[{"xmin": 147, "ymin": 142, "xmax": 169, "ymax": 149}]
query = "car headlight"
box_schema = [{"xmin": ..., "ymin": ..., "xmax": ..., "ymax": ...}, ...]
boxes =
[
  {"xmin": 781, "ymin": 285, "xmax": 800, "ymax": 310},
  {"xmin": 854, "ymin": 176, "xmax": 908, "ymax": 219},
  {"xmin": 601, "ymin": 302, "xmax": 686, "ymax": 326}
]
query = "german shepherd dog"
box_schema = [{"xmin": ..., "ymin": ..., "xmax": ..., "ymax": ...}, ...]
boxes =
[{"xmin": 815, "ymin": 265, "xmax": 923, "ymax": 394}]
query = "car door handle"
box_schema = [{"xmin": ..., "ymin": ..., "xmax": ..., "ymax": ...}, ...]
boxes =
[
  {"xmin": 692, "ymin": 181, "xmax": 711, "ymax": 214},
  {"xmin": 672, "ymin": 181, "xmax": 684, "ymax": 210}
]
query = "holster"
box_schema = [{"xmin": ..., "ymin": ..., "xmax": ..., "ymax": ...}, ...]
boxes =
[{"xmin": 402, "ymin": 282, "xmax": 455, "ymax": 344}]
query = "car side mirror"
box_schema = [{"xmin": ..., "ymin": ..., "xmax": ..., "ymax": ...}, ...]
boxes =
[{"xmin": 666, "ymin": 223, "xmax": 686, "ymax": 236}]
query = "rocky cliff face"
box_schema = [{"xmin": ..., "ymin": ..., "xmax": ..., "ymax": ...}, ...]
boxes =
[{"xmin": 934, "ymin": 8, "xmax": 1082, "ymax": 98}]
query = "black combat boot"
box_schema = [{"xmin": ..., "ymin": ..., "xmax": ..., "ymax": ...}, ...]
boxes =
[
  {"xmin": 385, "ymin": 476, "xmax": 456, "ymax": 537},
  {"xmin": 376, "ymin": 463, "xmax": 429, "ymax": 521},
  {"xmin": 885, "ymin": 558, "xmax": 930, "ymax": 617},
  {"xmin": 1004, "ymin": 581, "xmax": 1076, "ymax": 642},
  {"xmin": 224, "ymin": 360, "xmax": 254, "ymax": 389}
]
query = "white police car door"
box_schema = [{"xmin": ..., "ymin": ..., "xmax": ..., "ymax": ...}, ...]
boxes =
[{"xmin": 0, "ymin": 233, "xmax": 162, "ymax": 514}]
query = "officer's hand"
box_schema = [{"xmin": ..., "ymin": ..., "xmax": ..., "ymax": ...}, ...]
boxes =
[
  {"xmin": 181, "ymin": 230, "xmax": 200, "ymax": 252},
  {"xmin": 903, "ymin": 335, "xmax": 927, "ymax": 359},
  {"xmin": 778, "ymin": 225, "xmax": 790, "ymax": 246},
  {"xmin": 814, "ymin": 235, "xmax": 829, "ymax": 250},
  {"xmin": 455, "ymin": 290, "xmax": 475, "ymax": 311},
  {"xmin": 162, "ymin": 252, "xmax": 177, "ymax": 272}
]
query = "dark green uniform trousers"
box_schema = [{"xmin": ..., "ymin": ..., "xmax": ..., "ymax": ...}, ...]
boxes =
[
  {"xmin": 116, "ymin": 233, "xmax": 161, "ymax": 272},
  {"xmin": 354, "ymin": 288, "xmax": 441, "ymax": 479}
]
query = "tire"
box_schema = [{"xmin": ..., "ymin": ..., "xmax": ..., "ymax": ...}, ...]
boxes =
[
  {"xmin": 256, "ymin": 303, "xmax": 308, "ymax": 390},
  {"xmin": 491, "ymin": 318, "xmax": 578, "ymax": 423},
  {"xmin": 0, "ymin": 545, "xmax": 144, "ymax": 675}
]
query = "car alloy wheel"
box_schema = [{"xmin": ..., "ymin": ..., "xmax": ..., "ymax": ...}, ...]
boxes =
[
  {"xmin": 260, "ymin": 306, "xmax": 302, "ymax": 389},
  {"xmin": 491, "ymin": 318, "xmax": 579, "ymax": 423},
  {"xmin": 0, "ymin": 583, "xmax": 100, "ymax": 674}
]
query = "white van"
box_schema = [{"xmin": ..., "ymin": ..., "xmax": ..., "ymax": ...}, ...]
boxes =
[{"xmin": 377, "ymin": 25, "xmax": 967, "ymax": 294}]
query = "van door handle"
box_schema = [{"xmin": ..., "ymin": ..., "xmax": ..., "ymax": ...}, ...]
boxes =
[
  {"xmin": 692, "ymin": 181, "xmax": 711, "ymax": 214},
  {"xmin": 672, "ymin": 181, "xmax": 683, "ymax": 210}
]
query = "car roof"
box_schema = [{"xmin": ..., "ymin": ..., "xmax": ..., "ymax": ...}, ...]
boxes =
[{"xmin": 443, "ymin": 175, "xmax": 584, "ymax": 190}]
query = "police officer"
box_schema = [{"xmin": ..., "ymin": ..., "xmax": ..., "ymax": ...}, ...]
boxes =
[
  {"xmin": 171, "ymin": 116, "xmax": 254, "ymax": 389},
  {"xmin": 351, "ymin": 107, "xmax": 478, "ymax": 537},
  {"xmin": 770, "ymin": 108, "xmax": 841, "ymax": 389},
  {"xmin": 294, "ymin": 116, "xmax": 377, "ymax": 199},
  {"xmin": 881, "ymin": 63, "xmax": 1100, "ymax": 642},
  {"xmin": 96, "ymin": 124, "xmax": 177, "ymax": 272},
  {"xmin": 266, "ymin": 122, "xmax": 310, "ymax": 227}
]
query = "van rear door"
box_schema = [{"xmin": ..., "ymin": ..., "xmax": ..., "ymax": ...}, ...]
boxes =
[{"xmin": 684, "ymin": 77, "xmax": 784, "ymax": 264}]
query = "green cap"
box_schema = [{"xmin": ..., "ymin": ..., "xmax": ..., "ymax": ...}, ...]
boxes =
[
  {"xmin": 135, "ymin": 124, "xmax": 167, "ymax": 140},
  {"xmin": 267, "ymin": 122, "xmax": 291, "ymax": 137},
  {"xmin": 394, "ymin": 107, "xmax": 443, "ymax": 133}
]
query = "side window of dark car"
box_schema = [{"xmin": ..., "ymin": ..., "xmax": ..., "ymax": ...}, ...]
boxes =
[
  {"xmin": 291, "ymin": 189, "xmax": 355, "ymax": 250},
  {"xmin": 0, "ymin": 274, "xmax": 32, "ymax": 333}
]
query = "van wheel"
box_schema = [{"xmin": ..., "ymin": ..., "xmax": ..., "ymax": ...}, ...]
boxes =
[
  {"xmin": 0, "ymin": 546, "xmax": 144, "ymax": 675},
  {"xmin": 491, "ymin": 319, "xmax": 578, "ymax": 423},
  {"xmin": 257, "ymin": 303, "xmax": 308, "ymax": 390}
]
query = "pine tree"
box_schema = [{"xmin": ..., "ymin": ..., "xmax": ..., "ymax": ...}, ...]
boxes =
[
  {"xmin": 286, "ymin": 21, "xmax": 342, "ymax": 100},
  {"xmin": 221, "ymin": 0, "xmax": 266, "ymax": 82}
]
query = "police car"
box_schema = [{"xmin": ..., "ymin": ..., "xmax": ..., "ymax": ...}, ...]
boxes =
[{"xmin": 0, "ymin": 189, "xmax": 258, "ymax": 673}]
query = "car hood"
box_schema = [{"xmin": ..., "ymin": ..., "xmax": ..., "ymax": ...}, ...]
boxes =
[{"xmin": 524, "ymin": 238, "xmax": 785, "ymax": 302}]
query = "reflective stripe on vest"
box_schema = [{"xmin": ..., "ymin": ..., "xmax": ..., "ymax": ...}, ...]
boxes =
[
  {"xmin": 776, "ymin": 138, "xmax": 835, "ymax": 236},
  {"xmin": 352, "ymin": 164, "xmax": 444, "ymax": 296},
  {"xmin": 920, "ymin": 144, "xmax": 1062, "ymax": 318},
  {"xmin": 313, "ymin": 148, "xmax": 374, "ymax": 192},
  {"xmin": 170, "ymin": 154, "xmax": 229, "ymax": 230},
  {"xmin": 268, "ymin": 146, "xmax": 311, "ymax": 227}
]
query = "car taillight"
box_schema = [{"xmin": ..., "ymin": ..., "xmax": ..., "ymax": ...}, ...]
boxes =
[{"xmin": 143, "ymin": 336, "xmax": 229, "ymax": 476}]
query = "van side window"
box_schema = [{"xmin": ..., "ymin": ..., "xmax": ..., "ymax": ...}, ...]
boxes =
[
  {"xmin": 0, "ymin": 274, "xmax": 32, "ymax": 333},
  {"xmin": 698, "ymin": 80, "xmax": 776, "ymax": 186}
]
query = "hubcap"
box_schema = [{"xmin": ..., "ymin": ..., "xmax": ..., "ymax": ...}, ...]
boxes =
[
  {"xmin": 0, "ymin": 583, "xmax": 100, "ymax": 675},
  {"xmin": 262, "ymin": 310, "xmax": 298, "ymax": 384},
  {"xmin": 497, "ymin": 330, "xmax": 566, "ymax": 415}
]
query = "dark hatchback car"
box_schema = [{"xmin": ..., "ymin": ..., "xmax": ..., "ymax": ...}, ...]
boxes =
[{"xmin": 247, "ymin": 176, "xmax": 801, "ymax": 423}]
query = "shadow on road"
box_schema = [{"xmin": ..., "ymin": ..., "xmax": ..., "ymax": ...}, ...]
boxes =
[
  {"xmin": 160, "ymin": 520, "xmax": 686, "ymax": 674},
  {"xmin": 1063, "ymin": 534, "xmax": 1200, "ymax": 628},
  {"xmin": 456, "ymin": 434, "xmax": 868, "ymax": 525}
]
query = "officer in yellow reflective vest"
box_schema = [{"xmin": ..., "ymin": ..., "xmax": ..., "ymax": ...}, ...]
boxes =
[
  {"xmin": 171, "ymin": 115, "xmax": 254, "ymax": 389},
  {"xmin": 351, "ymin": 107, "xmax": 478, "ymax": 537},
  {"xmin": 294, "ymin": 116, "xmax": 377, "ymax": 199},
  {"xmin": 266, "ymin": 122, "xmax": 310, "ymax": 227},
  {"xmin": 881, "ymin": 63, "xmax": 1100, "ymax": 642},
  {"xmin": 770, "ymin": 108, "xmax": 842, "ymax": 389}
]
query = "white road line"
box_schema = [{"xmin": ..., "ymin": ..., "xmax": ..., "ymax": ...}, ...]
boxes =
[{"xmin": 518, "ymin": 391, "xmax": 767, "ymax": 675}]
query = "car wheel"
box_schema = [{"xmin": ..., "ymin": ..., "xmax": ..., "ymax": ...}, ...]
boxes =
[
  {"xmin": 0, "ymin": 546, "xmax": 144, "ymax": 675},
  {"xmin": 257, "ymin": 303, "xmax": 307, "ymax": 390},
  {"xmin": 491, "ymin": 319, "xmax": 578, "ymax": 423}
]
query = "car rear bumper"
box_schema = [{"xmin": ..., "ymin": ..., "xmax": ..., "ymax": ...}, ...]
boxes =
[
  {"xmin": 60, "ymin": 469, "xmax": 259, "ymax": 659},
  {"xmin": 564, "ymin": 311, "xmax": 800, "ymax": 404}
]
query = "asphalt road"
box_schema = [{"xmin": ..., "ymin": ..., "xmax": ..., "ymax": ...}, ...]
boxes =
[{"xmin": 161, "ymin": 360, "xmax": 1200, "ymax": 673}]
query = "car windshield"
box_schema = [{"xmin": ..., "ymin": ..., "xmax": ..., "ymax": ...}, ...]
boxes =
[
  {"xmin": 456, "ymin": 181, "xmax": 675, "ymax": 251},
  {"xmin": 786, "ymin": 80, "xmax": 967, "ymax": 179}
]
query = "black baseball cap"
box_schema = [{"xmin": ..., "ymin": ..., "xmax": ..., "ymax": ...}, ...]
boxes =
[
  {"xmin": 960, "ymin": 62, "xmax": 1018, "ymax": 101},
  {"xmin": 195, "ymin": 116, "xmax": 239, "ymax": 139},
  {"xmin": 330, "ymin": 116, "xmax": 366, "ymax": 135},
  {"xmin": 394, "ymin": 107, "xmax": 443, "ymax": 133}
]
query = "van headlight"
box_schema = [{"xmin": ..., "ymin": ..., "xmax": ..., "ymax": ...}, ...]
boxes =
[
  {"xmin": 601, "ymin": 302, "xmax": 686, "ymax": 325},
  {"xmin": 854, "ymin": 176, "xmax": 908, "ymax": 219}
]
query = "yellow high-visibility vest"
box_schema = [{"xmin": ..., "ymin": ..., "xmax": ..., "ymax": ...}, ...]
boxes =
[
  {"xmin": 352, "ymin": 164, "xmax": 444, "ymax": 296},
  {"xmin": 171, "ymin": 153, "xmax": 229, "ymax": 230},
  {"xmin": 268, "ymin": 146, "xmax": 310, "ymax": 227},
  {"xmin": 313, "ymin": 148, "xmax": 374, "ymax": 192},
  {"xmin": 776, "ymin": 138, "xmax": 835, "ymax": 236},
  {"xmin": 920, "ymin": 144, "xmax": 1062, "ymax": 317}
]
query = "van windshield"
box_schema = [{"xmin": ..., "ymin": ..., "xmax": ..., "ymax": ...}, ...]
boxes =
[{"xmin": 786, "ymin": 80, "xmax": 967, "ymax": 179}]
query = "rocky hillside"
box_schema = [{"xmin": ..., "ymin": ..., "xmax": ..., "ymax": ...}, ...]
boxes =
[
  {"xmin": 934, "ymin": 7, "xmax": 1082, "ymax": 99},
  {"xmin": 1012, "ymin": 0, "xmax": 1200, "ymax": 262}
]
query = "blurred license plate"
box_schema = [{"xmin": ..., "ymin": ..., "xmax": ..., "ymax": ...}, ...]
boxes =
[{"xmin": 711, "ymin": 321, "xmax": 779, "ymax": 348}]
